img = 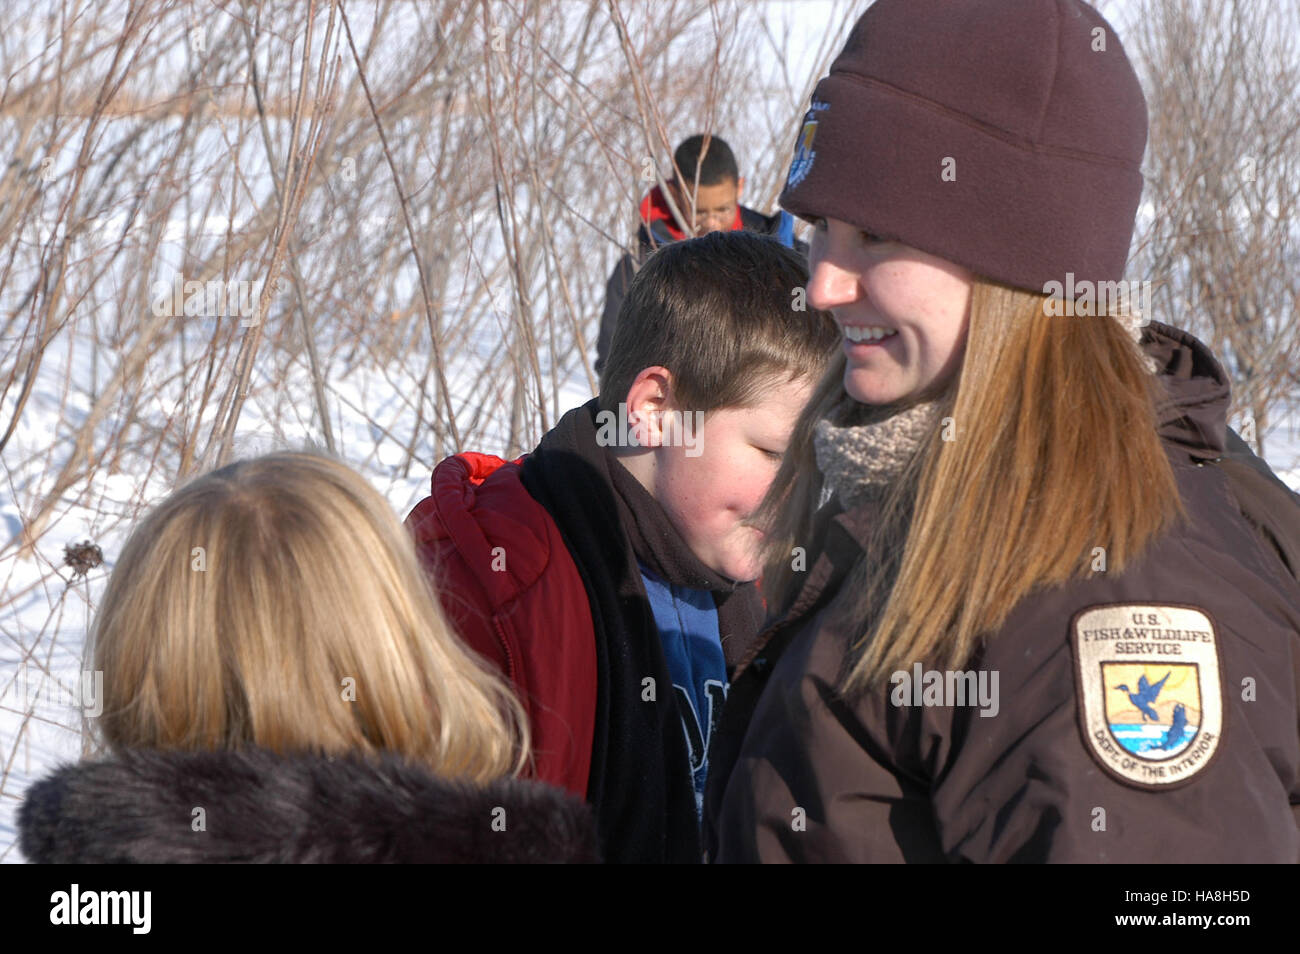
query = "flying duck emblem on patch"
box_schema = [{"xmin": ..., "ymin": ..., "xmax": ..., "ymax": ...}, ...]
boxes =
[
  {"xmin": 1071, "ymin": 604, "xmax": 1224, "ymax": 789},
  {"xmin": 785, "ymin": 100, "xmax": 829, "ymax": 190}
]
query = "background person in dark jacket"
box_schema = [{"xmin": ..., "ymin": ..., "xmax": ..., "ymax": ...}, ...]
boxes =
[
  {"xmin": 705, "ymin": 0, "xmax": 1300, "ymax": 863},
  {"xmin": 595, "ymin": 134, "xmax": 806, "ymax": 374},
  {"xmin": 20, "ymin": 452, "xmax": 598, "ymax": 863}
]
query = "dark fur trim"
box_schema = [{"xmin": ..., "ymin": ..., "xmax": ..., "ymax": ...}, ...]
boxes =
[{"xmin": 19, "ymin": 747, "xmax": 600, "ymax": 863}]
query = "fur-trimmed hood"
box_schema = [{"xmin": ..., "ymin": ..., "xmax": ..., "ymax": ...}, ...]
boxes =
[{"xmin": 19, "ymin": 747, "xmax": 600, "ymax": 863}]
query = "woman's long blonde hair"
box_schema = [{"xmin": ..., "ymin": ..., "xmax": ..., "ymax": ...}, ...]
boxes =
[
  {"xmin": 761, "ymin": 279, "xmax": 1185, "ymax": 694},
  {"xmin": 91, "ymin": 451, "xmax": 528, "ymax": 782}
]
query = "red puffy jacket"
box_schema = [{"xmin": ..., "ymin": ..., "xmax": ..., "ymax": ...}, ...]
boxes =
[{"xmin": 405, "ymin": 452, "xmax": 596, "ymax": 797}]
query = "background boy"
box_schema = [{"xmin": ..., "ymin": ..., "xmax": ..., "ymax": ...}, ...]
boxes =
[{"xmin": 595, "ymin": 134, "xmax": 807, "ymax": 373}]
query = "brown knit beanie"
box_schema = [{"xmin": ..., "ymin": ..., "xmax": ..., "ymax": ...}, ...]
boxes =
[{"xmin": 780, "ymin": 0, "xmax": 1148, "ymax": 292}]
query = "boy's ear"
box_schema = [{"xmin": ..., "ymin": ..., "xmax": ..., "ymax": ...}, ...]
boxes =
[
  {"xmin": 736, "ymin": 176, "xmax": 744, "ymax": 200},
  {"xmin": 625, "ymin": 366, "xmax": 676, "ymax": 448}
]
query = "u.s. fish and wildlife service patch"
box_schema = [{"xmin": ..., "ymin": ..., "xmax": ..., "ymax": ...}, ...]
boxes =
[{"xmin": 1071, "ymin": 604, "xmax": 1224, "ymax": 789}]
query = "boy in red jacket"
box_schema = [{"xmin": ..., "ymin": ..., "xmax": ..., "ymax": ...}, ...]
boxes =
[{"xmin": 406, "ymin": 230, "xmax": 837, "ymax": 862}]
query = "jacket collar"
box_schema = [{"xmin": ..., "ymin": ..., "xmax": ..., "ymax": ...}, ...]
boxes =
[
  {"xmin": 636, "ymin": 185, "xmax": 746, "ymax": 246},
  {"xmin": 608, "ymin": 447, "xmax": 738, "ymax": 593},
  {"xmin": 19, "ymin": 747, "xmax": 599, "ymax": 863},
  {"xmin": 1143, "ymin": 320, "xmax": 1230, "ymax": 462},
  {"xmin": 527, "ymin": 399, "xmax": 764, "ymax": 666}
]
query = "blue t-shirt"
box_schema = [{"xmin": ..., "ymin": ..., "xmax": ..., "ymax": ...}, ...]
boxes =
[{"xmin": 638, "ymin": 562, "xmax": 729, "ymax": 819}]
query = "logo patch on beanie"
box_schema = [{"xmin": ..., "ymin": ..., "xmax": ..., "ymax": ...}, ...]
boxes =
[
  {"xmin": 786, "ymin": 100, "xmax": 829, "ymax": 190},
  {"xmin": 1071, "ymin": 604, "xmax": 1224, "ymax": 789}
]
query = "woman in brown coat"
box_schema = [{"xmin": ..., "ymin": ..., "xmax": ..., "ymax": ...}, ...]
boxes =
[{"xmin": 704, "ymin": 0, "xmax": 1300, "ymax": 863}]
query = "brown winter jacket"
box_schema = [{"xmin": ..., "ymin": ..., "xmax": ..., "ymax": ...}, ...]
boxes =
[{"xmin": 704, "ymin": 322, "xmax": 1300, "ymax": 863}]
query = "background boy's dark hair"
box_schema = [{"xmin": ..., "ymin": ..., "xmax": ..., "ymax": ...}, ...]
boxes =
[
  {"xmin": 598, "ymin": 230, "xmax": 838, "ymax": 415},
  {"xmin": 673, "ymin": 134, "xmax": 739, "ymax": 187}
]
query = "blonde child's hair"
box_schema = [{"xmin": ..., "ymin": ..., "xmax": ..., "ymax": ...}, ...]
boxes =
[{"xmin": 91, "ymin": 451, "xmax": 528, "ymax": 782}]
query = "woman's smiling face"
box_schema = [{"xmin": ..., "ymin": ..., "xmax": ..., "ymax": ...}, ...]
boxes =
[{"xmin": 806, "ymin": 217, "xmax": 974, "ymax": 406}]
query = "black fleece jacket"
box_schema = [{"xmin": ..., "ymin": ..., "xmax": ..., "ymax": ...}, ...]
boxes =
[{"xmin": 520, "ymin": 398, "xmax": 763, "ymax": 863}]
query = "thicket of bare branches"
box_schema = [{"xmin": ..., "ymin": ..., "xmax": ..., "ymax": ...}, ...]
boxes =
[
  {"xmin": 0, "ymin": 0, "xmax": 850, "ymax": 541},
  {"xmin": 1, "ymin": 2, "xmax": 827, "ymax": 460},
  {"xmin": 1126, "ymin": 0, "xmax": 1300, "ymax": 457}
]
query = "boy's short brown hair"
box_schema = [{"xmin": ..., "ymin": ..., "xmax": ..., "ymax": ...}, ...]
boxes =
[{"xmin": 598, "ymin": 230, "xmax": 838, "ymax": 414}]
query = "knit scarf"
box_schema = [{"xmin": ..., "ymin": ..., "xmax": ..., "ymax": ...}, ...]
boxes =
[
  {"xmin": 813, "ymin": 397, "xmax": 942, "ymax": 510},
  {"xmin": 812, "ymin": 319, "xmax": 1155, "ymax": 511}
]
